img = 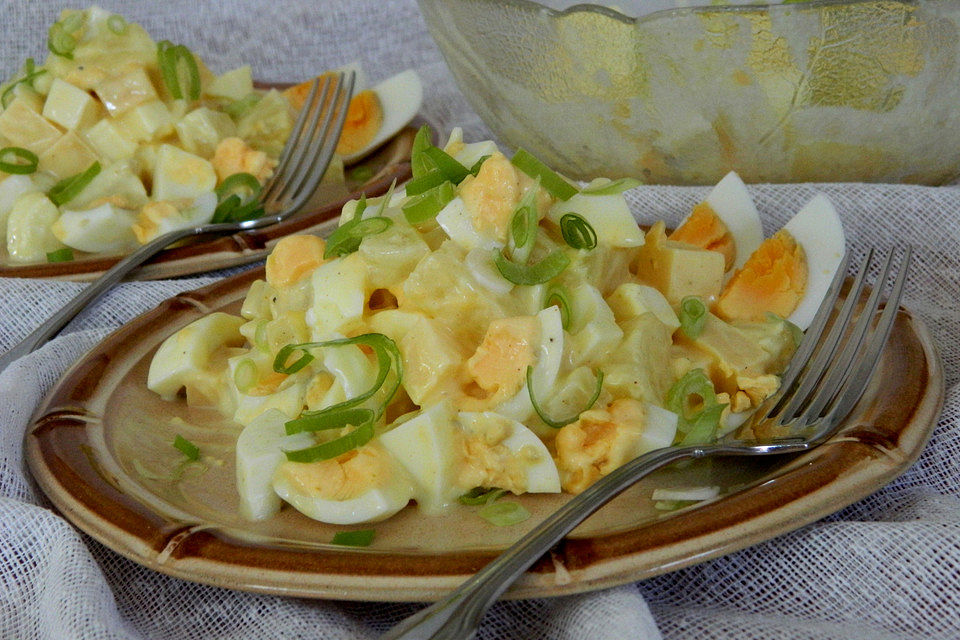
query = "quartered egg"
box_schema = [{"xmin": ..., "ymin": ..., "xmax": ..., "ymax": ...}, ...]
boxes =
[
  {"xmin": 52, "ymin": 202, "xmax": 139, "ymax": 254},
  {"xmin": 131, "ymin": 191, "xmax": 217, "ymax": 243},
  {"xmin": 494, "ymin": 305, "xmax": 564, "ymax": 422},
  {"xmin": 286, "ymin": 68, "xmax": 422, "ymax": 166},
  {"xmin": 235, "ymin": 408, "xmax": 314, "ymax": 520},
  {"xmin": 670, "ymin": 171, "xmax": 762, "ymax": 272},
  {"xmin": 272, "ymin": 442, "xmax": 415, "ymax": 525},
  {"xmin": 457, "ymin": 411, "xmax": 561, "ymax": 495},
  {"xmin": 715, "ymin": 193, "xmax": 844, "ymax": 330}
]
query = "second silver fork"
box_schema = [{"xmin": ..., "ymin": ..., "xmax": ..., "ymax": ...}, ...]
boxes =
[
  {"xmin": 0, "ymin": 71, "xmax": 355, "ymax": 375},
  {"xmin": 381, "ymin": 246, "xmax": 913, "ymax": 640}
]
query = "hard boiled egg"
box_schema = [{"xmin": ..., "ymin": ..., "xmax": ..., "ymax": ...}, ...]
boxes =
[
  {"xmin": 272, "ymin": 442, "xmax": 415, "ymax": 525},
  {"xmin": 131, "ymin": 191, "xmax": 217, "ymax": 243},
  {"xmin": 495, "ymin": 305, "xmax": 565, "ymax": 422},
  {"xmin": 340, "ymin": 69, "xmax": 422, "ymax": 165},
  {"xmin": 52, "ymin": 203, "xmax": 139, "ymax": 254},
  {"xmin": 235, "ymin": 408, "xmax": 315, "ymax": 520}
]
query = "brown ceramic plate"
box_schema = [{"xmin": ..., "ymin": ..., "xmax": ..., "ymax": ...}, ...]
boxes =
[
  {"xmin": 25, "ymin": 258, "xmax": 944, "ymax": 601},
  {"xmin": 0, "ymin": 93, "xmax": 421, "ymax": 282}
]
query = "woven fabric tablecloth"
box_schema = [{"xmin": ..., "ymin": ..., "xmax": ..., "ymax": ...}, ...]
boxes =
[{"xmin": 2, "ymin": 1, "xmax": 959, "ymax": 638}]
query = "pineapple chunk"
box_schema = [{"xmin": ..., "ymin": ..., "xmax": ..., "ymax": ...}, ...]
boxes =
[
  {"xmin": 42, "ymin": 78, "xmax": 102, "ymax": 130},
  {"xmin": 206, "ymin": 66, "xmax": 253, "ymax": 102},
  {"xmin": 93, "ymin": 67, "xmax": 158, "ymax": 116},
  {"xmin": 115, "ymin": 100, "xmax": 174, "ymax": 143},
  {"xmin": 6, "ymin": 192, "xmax": 65, "ymax": 262},
  {"xmin": 151, "ymin": 144, "xmax": 216, "ymax": 201},
  {"xmin": 176, "ymin": 107, "xmax": 237, "ymax": 157},
  {"xmin": 0, "ymin": 98, "xmax": 63, "ymax": 154},
  {"xmin": 37, "ymin": 131, "xmax": 99, "ymax": 179},
  {"xmin": 83, "ymin": 118, "xmax": 138, "ymax": 163}
]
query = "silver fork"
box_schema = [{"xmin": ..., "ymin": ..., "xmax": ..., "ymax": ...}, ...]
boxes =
[
  {"xmin": 0, "ymin": 71, "xmax": 355, "ymax": 375},
  {"xmin": 382, "ymin": 245, "xmax": 913, "ymax": 640}
]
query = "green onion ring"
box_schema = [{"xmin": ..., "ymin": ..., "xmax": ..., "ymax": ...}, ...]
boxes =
[
  {"xmin": 283, "ymin": 416, "xmax": 376, "ymax": 463},
  {"xmin": 422, "ymin": 146, "xmax": 470, "ymax": 184},
  {"xmin": 559, "ymin": 213, "xmax": 598, "ymax": 250},
  {"xmin": 173, "ymin": 434, "xmax": 200, "ymax": 461},
  {"xmin": 331, "ymin": 529, "xmax": 375, "ymax": 546},
  {"xmin": 410, "ymin": 125, "xmax": 434, "ymax": 178},
  {"xmin": 458, "ymin": 487, "xmax": 507, "ymax": 506},
  {"xmin": 679, "ymin": 296, "xmax": 707, "ymax": 339},
  {"xmin": 158, "ymin": 42, "xmax": 201, "ymax": 100},
  {"xmin": 402, "ymin": 180, "xmax": 455, "ymax": 225},
  {"xmin": 324, "ymin": 216, "xmax": 393, "ymax": 258},
  {"xmin": 46, "ymin": 248, "xmax": 74, "ymax": 263},
  {"xmin": 47, "ymin": 23, "xmax": 77, "ymax": 59},
  {"xmin": 106, "ymin": 14, "xmax": 128, "ymax": 35},
  {"xmin": 0, "ymin": 147, "xmax": 38, "ymax": 174},
  {"xmin": 403, "ymin": 168, "xmax": 448, "ymax": 196},
  {"xmin": 543, "ymin": 285, "xmax": 572, "ymax": 330},
  {"xmin": 478, "ymin": 500, "xmax": 530, "ymax": 526}
]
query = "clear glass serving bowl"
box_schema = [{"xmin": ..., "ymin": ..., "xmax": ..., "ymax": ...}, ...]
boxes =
[{"xmin": 418, "ymin": 0, "xmax": 960, "ymax": 184}]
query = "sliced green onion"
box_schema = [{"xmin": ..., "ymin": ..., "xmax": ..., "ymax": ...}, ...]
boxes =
[
  {"xmin": 332, "ymin": 529, "xmax": 375, "ymax": 546},
  {"xmin": 666, "ymin": 369, "xmax": 727, "ymax": 446},
  {"xmin": 494, "ymin": 249, "xmax": 570, "ymax": 286},
  {"xmin": 284, "ymin": 417, "xmax": 375, "ymax": 463},
  {"xmin": 233, "ymin": 358, "xmax": 259, "ymax": 394},
  {"xmin": 402, "ymin": 180, "xmax": 455, "ymax": 225},
  {"xmin": 48, "ymin": 161, "xmax": 101, "ymax": 206},
  {"xmin": 422, "ymin": 146, "xmax": 470, "ymax": 184},
  {"xmin": 224, "ymin": 93, "xmax": 261, "ymax": 119},
  {"xmin": 458, "ymin": 487, "xmax": 507, "ymax": 506},
  {"xmin": 348, "ymin": 165, "xmax": 375, "ymax": 184},
  {"xmin": 211, "ymin": 194, "xmax": 241, "ymax": 223},
  {"xmin": 766, "ymin": 312, "xmax": 805, "ymax": 347},
  {"xmin": 47, "ymin": 23, "xmax": 77, "ymax": 59},
  {"xmin": 173, "ymin": 434, "xmax": 200, "ymax": 461},
  {"xmin": 508, "ymin": 181, "xmax": 539, "ymax": 262},
  {"xmin": 410, "ymin": 125, "xmax": 435, "ymax": 178},
  {"xmin": 580, "ymin": 177, "xmax": 642, "ymax": 195},
  {"xmin": 543, "ymin": 285, "xmax": 572, "ymax": 330},
  {"xmin": 46, "ymin": 248, "xmax": 74, "ymax": 263},
  {"xmin": 1, "ymin": 59, "xmax": 46, "ymax": 109},
  {"xmin": 403, "ymin": 169, "xmax": 448, "ymax": 196},
  {"xmin": 324, "ymin": 216, "xmax": 393, "ymax": 258},
  {"xmin": 510, "ymin": 148, "xmax": 578, "ymax": 201},
  {"xmin": 679, "ymin": 296, "xmax": 707, "ymax": 339},
  {"xmin": 468, "ymin": 155, "xmax": 490, "ymax": 176},
  {"xmin": 216, "ymin": 172, "xmax": 261, "ymax": 202},
  {"xmin": 106, "ymin": 14, "xmax": 128, "ymax": 35},
  {"xmin": 478, "ymin": 500, "xmax": 530, "ymax": 526},
  {"xmin": 275, "ymin": 333, "xmax": 403, "ymax": 422},
  {"xmin": 158, "ymin": 41, "xmax": 201, "ymax": 100},
  {"xmin": 528, "ymin": 365, "xmax": 603, "ymax": 429},
  {"xmin": 559, "ymin": 213, "xmax": 597, "ymax": 250},
  {"xmin": 0, "ymin": 147, "xmax": 38, "ymax": 174},
  {"xmin": 285, "ymin": 407, "xmax": 375, "ymax": 435}
]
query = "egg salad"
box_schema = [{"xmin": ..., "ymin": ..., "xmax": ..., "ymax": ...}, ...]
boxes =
[
  {"xmin": 147, "ymin": 127, "xmax": 845, "ymax": 526},
  {"xmin": 0, "ymin": 6, "xmax": 422, "ymax": 264}
]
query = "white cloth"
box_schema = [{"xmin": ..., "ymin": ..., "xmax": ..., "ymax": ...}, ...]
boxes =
[{"xmin": 1, "ymin": 1, "xmax": 958, "ymax": 638}]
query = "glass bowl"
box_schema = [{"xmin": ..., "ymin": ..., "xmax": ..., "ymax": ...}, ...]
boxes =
[{"xmin": 418, "ymin": 0, "xmax": 960, "ymax": 184}]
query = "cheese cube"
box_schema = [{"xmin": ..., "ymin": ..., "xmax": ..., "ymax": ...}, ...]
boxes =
[
  {"xmin": 83, "ymin": 118, "xmax": 138, "ymax": 162},
  {"xmin": 206, "ymin": 66, "xmax": 253, "ymax": 101},
  {"xmin": 151, "ymin": 144, "xmax": 216, "ymax": 201},
  {"xmin": 634, "ymin": 222, "xmax": 724, "ymax": 307},
  {"xmin": 6, "ymin": 192, "xmax": 65, "ymax": 262},
  {"xmin": 38, "ymin": 131, "xmax": 99, "ymax": 179},
  {"xmin": 116, "ymin": 100, "xmax": 174, "ymax": 142},
  {"xmin": 94, "ymin": 67, "xmax": 158, "ymax": 116},
  {"xmin": 0, "ymin": 98, "xmax": 63, "ymax": 154},
  {"xmin": 176, "ymin": 107, "xmax": 237, "ymax": 157},
  {"xmin": 42, "ymin": 78, "xmax": 101, "ymax": 130}
]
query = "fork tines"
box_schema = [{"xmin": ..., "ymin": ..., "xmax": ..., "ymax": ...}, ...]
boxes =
[{"xmin": 760, "ymin": 246, "xmax": 913, "ymax": 440}]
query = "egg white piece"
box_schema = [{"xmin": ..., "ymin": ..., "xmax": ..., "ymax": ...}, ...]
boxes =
[
  {"xmin": 342, "ymin": 69, "xmax": 423, "ymax": 165},
  {"xmin": 458, "ymin": 411, "xmax": 561, "ymax": 494},
  {"xmin": 465, "ymin": 247, "xmax": 513, "ymax": 295},
  {"xmin": 378, "ymin": 401, "xmax": 462, "ymax": 514},
  {"xmin": 783, "ymin": 194, "xmax": 846, "ymax": 330},
  {"xmin": 638, "ymin": 403, "xmax": 679, "ymax": 454},
  {"xmin": 549, "ymin": 190, "xmax": 644, "ymax": 248},
  {"xmin": 272, "ymin": 445, "xmax": 416, "ymax": 525},
  {"xmin": 696, "ymin": 171, "xmax": 763, "ymax": 272},
  {"xmin": 496, "ymin": 305, "xmax": 564, "ymax": 422},
  {"xmin": 436, "ymin": 196, "xmax": 502, "ymax": 252},
  {"xmin": 444, "ymin": 127, "xmax": 499, "ymax": 169},
  {"xmin": 53, "ymin": 203, "xmax": 139, "ymax": 254},
  {"xmin": 235, "ymin": 409, "xmax": 315, "ymax": 520}
]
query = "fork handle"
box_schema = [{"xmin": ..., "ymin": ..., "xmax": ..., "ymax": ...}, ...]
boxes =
[
  {"xmin": 381, "ymin": 444, "xmax": 714, "ymax": 640},
  {"xmin": 0, "ymin": 225, "xmax": 200, "ymax": 375}
]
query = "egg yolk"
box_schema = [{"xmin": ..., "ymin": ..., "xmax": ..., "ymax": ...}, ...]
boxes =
[
  {"xmin": 265, "ymin": 234, "xmax": 327, "ymax": 288},
  {"xmin": 284, "ymin": 75, "xmax": 383, "ymax": 157},
  {"xmin": 274, "ymin": 445, "xmax": 391, "ymax": 501},
  {"xmin": 669, "ymin": 201, "xmax": 736, "ymax": 271},
  {"xmin": 459, "ymin": 152, "xmax": 521, "ymax": 243},
  {"xmin": 714, "ymin": 229, "xmax": 807, "ymax": 323},
  {"xmin": 212, "ymin": 137, "xmax": 277, "ymax": 184},
  {"xmin": 460, "ymin": 315, "xmax": 538, "ymax": 409}
]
